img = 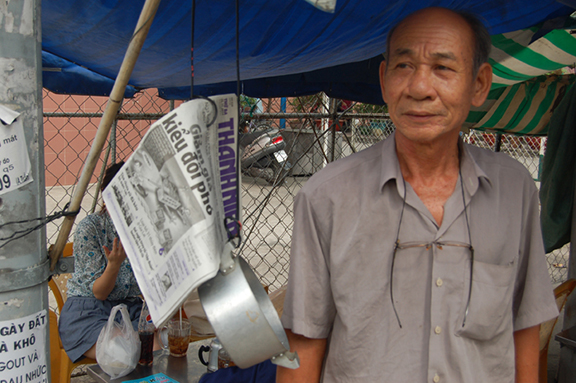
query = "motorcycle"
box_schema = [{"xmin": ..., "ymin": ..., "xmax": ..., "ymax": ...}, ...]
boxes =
[{"xmin": 239, "ymin": 121, "xmax": 291, "ymax": 185}]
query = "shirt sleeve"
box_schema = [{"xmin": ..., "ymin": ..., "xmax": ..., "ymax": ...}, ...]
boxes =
[
  {"xmin": 513, "ymin": 181, "xmax": 559, "ymax": 331},
  {"xmin": 281, "ymin": 188, "xmax": 335, "ymax": 339}
]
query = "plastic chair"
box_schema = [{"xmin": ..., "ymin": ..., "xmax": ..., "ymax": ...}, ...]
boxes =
[
  {"xmin": 49, "ymin": 309, "xmax": 65, "ymax": 383},
  {"xmin": 539, "ymin": 279, "xmax": 576, "ymax": 383},
  {"xmin": 48, "ymin": 242, "xmax": 75, "ymax": 314},
  {"xmin": 49, "ymin": 309, "xmax": 96, "ymax": 383},
  {"xmin": 48, "ymin": 242, "xmax": 96, "ymax": 383}
]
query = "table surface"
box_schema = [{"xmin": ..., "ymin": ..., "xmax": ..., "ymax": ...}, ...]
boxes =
[{"xmin": 87, "ymin": 343, "xmax": 210, "ymax": 383}]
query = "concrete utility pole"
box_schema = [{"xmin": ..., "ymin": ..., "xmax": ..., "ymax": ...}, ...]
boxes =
[{"xmin": 0, "ymin": 1, "xmax": 50, "ymax": 383}]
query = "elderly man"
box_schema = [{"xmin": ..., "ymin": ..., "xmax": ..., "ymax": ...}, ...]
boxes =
[{"xmin": 277, "ymin": 7, "xmax": 558, "ymax": 383}]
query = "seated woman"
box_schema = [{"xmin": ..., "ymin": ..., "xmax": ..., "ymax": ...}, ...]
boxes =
[{"xmin": 59, "ymin": 162, "xmax": 143, "ymax": 363}]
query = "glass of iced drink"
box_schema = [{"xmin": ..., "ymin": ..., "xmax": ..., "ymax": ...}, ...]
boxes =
[{"xmin": 165, "ymin": 319, "xmax": 191, "ymax": 357}]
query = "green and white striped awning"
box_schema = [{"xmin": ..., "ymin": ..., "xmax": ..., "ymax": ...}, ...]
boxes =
[
  {"xmin": 491, "ymin": 27, "xmax": 576, "ymax": 89},
  {"xmin": 465, "ymin": 74, "xmax": 575, "ymax": 135},
  {"xmin": 465, "ymin": 21, "xmax": 576, "ymax": 135}
]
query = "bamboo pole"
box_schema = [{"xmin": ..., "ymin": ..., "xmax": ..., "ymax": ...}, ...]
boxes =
[{"xmin": 49, "ymin": 0, "xmax": 162, "ymax": 270}]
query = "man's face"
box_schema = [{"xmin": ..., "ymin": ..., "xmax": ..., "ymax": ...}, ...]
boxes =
[{"xmin": 380, "ymin": 8, "xmax": 491, "ymax": 145}]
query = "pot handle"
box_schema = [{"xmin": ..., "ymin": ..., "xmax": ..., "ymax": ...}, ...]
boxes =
[
  {"xmin": 271, "ymin": 351, "xmax": 300, "ymax": 369},
  {"xmin": 198, "ymin": 345, "xmax": 210, "ymax": 366}
]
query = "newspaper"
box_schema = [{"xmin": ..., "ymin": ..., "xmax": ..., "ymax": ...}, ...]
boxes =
[{"xmin": 103, "ymin": 94, "xmax": 239, "ymax": 325}]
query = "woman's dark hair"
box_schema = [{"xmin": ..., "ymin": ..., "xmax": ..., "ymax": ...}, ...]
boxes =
[{"xmin": 101, "ymin": 161, "xmax": 125, "ymax": 190}]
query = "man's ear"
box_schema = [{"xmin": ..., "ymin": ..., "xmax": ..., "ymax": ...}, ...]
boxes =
[
  {"xmin": 379, "ymin": 60, "xmax": 387, "ymax": 103},
  {"xmin": 471, "ymin": 62, "xmax": 492, "ymax": 107}
]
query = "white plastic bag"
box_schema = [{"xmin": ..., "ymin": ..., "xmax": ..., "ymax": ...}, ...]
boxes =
[{"xmin": 95, "ymin": 304, "xmax": 141, "ymax": 379}]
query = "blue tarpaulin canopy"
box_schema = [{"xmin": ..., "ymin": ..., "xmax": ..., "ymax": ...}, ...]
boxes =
[{"xmin": 41, "ymin": 0, "xmax": 575, "ymax": 103}]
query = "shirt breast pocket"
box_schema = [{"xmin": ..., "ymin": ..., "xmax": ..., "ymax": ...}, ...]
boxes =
[{"xmin": 454, "ymin": 259, "xmax": 517, "ymax": 341}]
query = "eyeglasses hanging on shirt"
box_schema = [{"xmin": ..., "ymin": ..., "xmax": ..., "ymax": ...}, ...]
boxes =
[{"xmin": 390, "ymin": 168, "xmax": 474, "ymax": 329}]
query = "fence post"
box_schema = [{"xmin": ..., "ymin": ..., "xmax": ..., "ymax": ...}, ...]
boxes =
[
  {"xmin": 111, "ymin": 119, "xmax": 117, "ymax": 164},
  {"xmin": 494, "ymin": 133, "xmax": 502, "ymax": 152},
  {"xmin": 321, "ymin": 93, "xmax": 330, "ymax": 168},
  {"xmin": 0, "ymin": 0, "xmax": 51, "ymax": 382},
  {"xmin": 537, "ymin": 136, "xmax": 546, "ymax": 182},
  {"xmin": 329, "ymin": 98, "xmax": 338, "ymax": 163},
  {"xmin": 280, "ymin": 97, "xmax": 286, "ymax": 130}
]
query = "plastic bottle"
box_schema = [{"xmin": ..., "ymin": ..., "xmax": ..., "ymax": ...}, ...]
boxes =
[{"xmin": 137, "ymin": 300, "xmax": 155, "ymax": 366}]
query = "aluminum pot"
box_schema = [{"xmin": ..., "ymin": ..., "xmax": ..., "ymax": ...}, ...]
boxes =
[{"xmin": 198, "ymin": 256, "xmax": 289, "ymax": 369}]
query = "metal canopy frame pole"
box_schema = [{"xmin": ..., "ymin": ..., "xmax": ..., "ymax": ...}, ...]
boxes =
[{"xmin": 49, "ymin": 0, "xmax": 162, "ymax": 270}]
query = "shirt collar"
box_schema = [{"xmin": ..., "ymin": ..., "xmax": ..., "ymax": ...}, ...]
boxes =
[
  {"xmin": 378, "ymin": 131, "xmax": 492, "ymax": 198},
  {"xmin": 379, "ymin": 131, "xmax": 404, "ymax": 196},
  {"xmin": 459, "ymin": 138, "xmax": 492, "ymax": 197}
]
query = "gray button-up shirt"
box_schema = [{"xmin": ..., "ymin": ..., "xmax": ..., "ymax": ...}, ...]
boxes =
[{"xmin": 282, "ymin": 133, "xmax": 558, "ymax": 382}]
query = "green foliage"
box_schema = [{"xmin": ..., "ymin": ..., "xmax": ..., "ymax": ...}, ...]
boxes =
[
  {"xmin": 240, "ymin": 95, "xmax": 259, "ymax": 114},
  {"xmin": 352, "ymin": 103, "xmax": 388, "ymax": 114}
]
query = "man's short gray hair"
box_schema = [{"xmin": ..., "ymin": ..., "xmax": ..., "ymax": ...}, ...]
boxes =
[{"xmin": 385, "ymin": 8, "xmax": 491, "ymax": 76}]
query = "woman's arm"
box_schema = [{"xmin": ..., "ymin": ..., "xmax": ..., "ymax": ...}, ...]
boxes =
[{"xmin": 92, "ymin": 237, "xmax": 126, "ymax": 300}]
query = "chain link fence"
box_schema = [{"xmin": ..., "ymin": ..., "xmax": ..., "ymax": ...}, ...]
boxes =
[{"xmin": 43, "ymin": 89, "xmax": 570, "ymax": 292}]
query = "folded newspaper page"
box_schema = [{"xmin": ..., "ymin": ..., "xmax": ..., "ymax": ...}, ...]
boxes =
[{"xmin": 103, "ymin": 94, "xmax": 239, "ymax": 325}]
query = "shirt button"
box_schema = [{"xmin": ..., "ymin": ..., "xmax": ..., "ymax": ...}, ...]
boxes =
[
  {"xmin": 436, "ymin": 278, "xmax": 443, "ymax": 287},
  {"xmin": 433, "ymin": 374, "xmax": 440, "ymax": 382},
  {"xmin": 434, "ymin": 326, "xmax": 442, "ymax": 334}
]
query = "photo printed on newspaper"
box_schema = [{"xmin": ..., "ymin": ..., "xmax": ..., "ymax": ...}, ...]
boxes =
[{"xmin": 103, "ymin": 94, "xmax": 238, "ymax": 325}]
